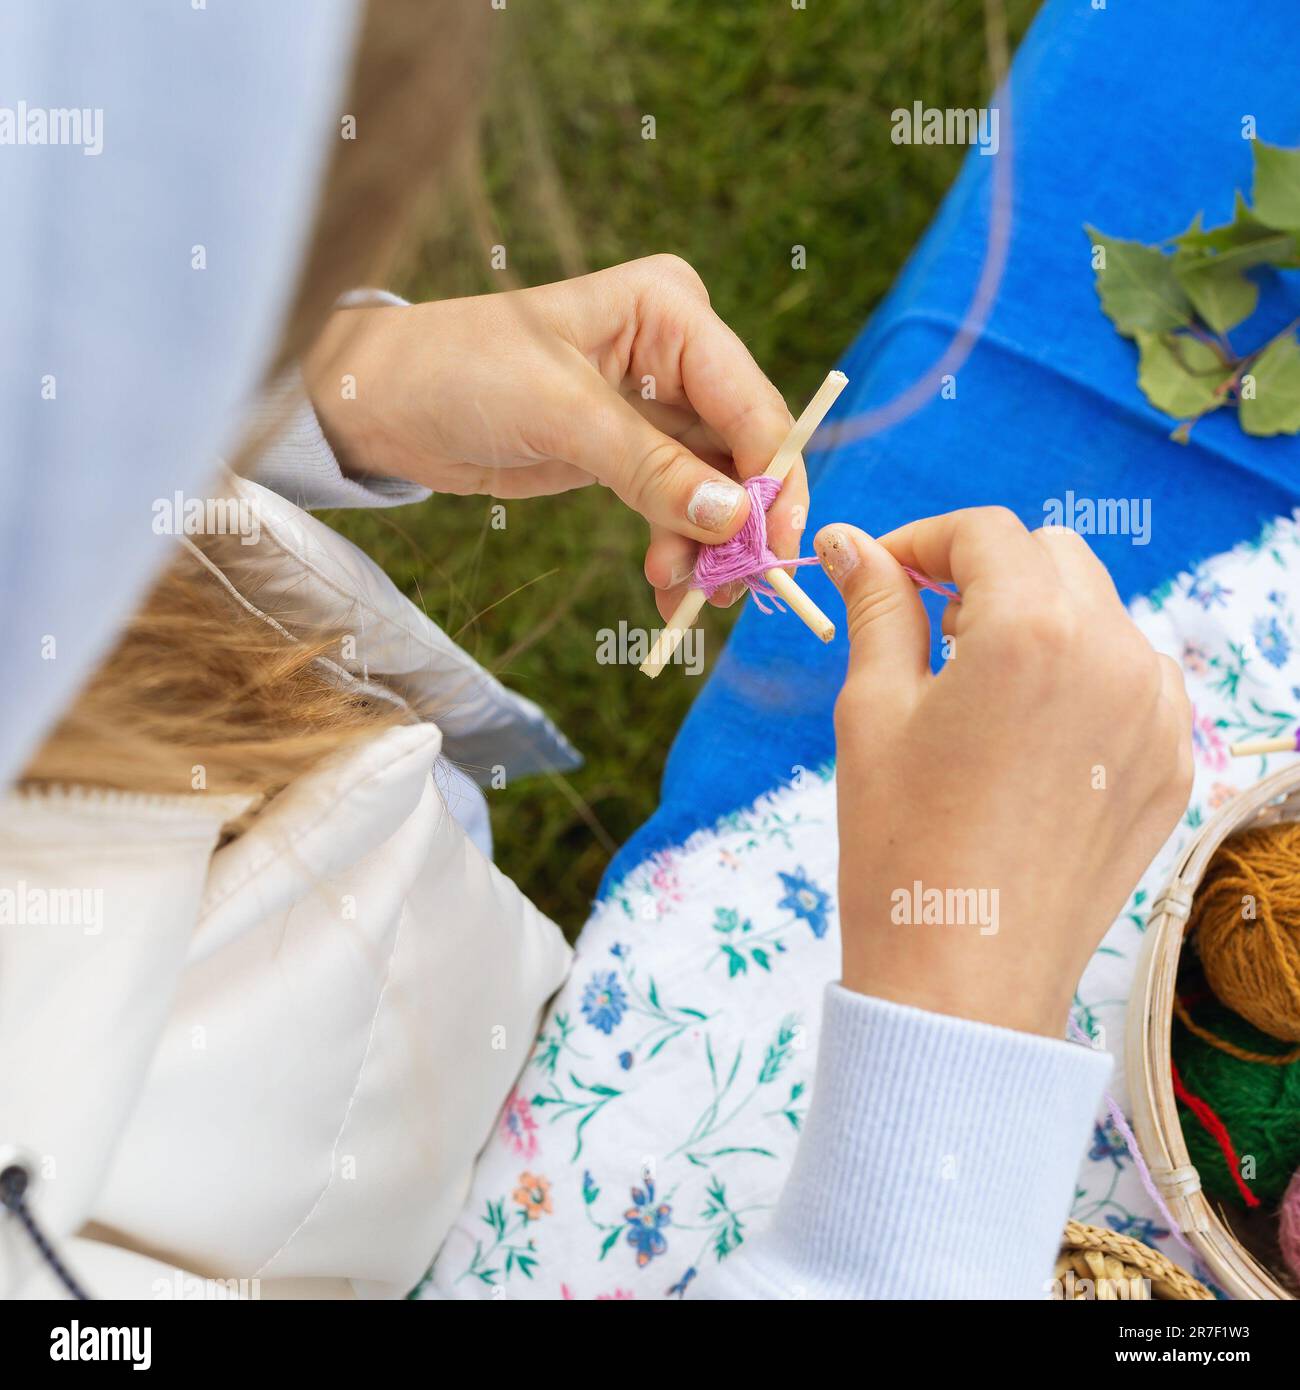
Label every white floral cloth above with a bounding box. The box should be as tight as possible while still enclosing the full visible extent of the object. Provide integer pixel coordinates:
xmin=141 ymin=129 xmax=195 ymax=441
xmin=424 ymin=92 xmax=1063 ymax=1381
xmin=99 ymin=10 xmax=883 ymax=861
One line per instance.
xmin=418 ymin=513 xmax=1300 ymax=1300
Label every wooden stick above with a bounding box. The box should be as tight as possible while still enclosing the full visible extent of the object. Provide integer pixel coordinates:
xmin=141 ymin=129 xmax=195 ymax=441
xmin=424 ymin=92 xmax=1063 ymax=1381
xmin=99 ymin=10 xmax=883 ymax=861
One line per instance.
xmin=1230 ymin=733 xmax=1298 ymax=757
xmin=639 ymin=370 xmax=849 ymax=678
xmin=766 ymin=567 xmax=835 ymax=642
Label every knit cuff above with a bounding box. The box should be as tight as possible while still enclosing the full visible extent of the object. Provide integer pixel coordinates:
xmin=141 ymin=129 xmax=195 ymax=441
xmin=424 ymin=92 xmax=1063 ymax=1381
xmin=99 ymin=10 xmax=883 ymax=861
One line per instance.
xmin=751 ymin=983 xmax=1111 ymax=1299
xmin=244 ymin=289 xmax=432 ymax=512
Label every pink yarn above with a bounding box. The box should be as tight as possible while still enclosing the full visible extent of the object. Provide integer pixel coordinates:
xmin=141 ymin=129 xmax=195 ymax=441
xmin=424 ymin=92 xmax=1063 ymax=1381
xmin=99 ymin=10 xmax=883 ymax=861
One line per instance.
xmin=693 ymin=475 xmax=819 ymax=611
xmin=1282 ymin=1167 xmax=1300 ymax=1285
xmin=692 ymin=474 xmax=957 ymax=610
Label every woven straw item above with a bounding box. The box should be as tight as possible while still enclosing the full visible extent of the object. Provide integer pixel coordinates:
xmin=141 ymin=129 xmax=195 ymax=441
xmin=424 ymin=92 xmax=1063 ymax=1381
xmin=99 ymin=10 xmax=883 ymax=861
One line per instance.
xmin=1054 ymin=1220 xmax=1213 ymax=1300
xmin=1127 ymin=762 xmax=1300 ymax=1299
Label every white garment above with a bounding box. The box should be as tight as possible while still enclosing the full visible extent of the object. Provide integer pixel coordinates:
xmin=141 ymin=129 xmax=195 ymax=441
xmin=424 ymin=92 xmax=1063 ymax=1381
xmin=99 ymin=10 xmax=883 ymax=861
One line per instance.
xmin=0 ymin=484 xmax=574 ymax=1300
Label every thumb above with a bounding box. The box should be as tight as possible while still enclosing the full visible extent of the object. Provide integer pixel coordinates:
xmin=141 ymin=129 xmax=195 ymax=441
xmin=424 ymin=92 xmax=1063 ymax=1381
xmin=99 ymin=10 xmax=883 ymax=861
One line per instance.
xmin=814 ymin=524 xmax=932 ymax=690
xmin=571 ymin=382 xmax=752 ymax=544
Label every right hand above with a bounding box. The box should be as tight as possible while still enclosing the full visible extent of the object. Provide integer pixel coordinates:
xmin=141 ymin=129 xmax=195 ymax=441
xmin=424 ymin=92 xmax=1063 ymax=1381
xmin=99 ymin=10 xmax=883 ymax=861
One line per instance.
xmin=814 ymin=508 xmax=1193 ymax=1038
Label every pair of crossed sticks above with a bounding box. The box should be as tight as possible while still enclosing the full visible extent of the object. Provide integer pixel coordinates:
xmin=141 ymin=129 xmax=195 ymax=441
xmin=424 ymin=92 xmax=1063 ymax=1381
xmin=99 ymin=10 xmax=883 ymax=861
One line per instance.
xmin=639 ymin=369 xmax=849 ymax=678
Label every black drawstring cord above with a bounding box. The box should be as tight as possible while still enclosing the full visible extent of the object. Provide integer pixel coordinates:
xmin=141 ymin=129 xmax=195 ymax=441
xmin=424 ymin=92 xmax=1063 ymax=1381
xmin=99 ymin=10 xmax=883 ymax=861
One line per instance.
xmin=0 ymin=1163 xmax=92 ymax=1301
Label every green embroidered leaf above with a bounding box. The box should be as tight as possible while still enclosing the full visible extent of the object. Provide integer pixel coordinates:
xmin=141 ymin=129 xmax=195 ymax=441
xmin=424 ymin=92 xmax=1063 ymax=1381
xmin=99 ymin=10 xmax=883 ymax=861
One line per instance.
xmin=1253 ymin=141 xmax=1300 ymax=232
xmin=1240 ymin=333 xmax=1300 ymax=436
xmin=723 ymin=944 xmax=746 ymax=977
xmin=583 ymin=1081 xmax=622 ymax=1098
xmin=712 ymin=907 xmax=740 ymax=935
xmin=1172 ymin=247 xmax=1257 ymax=335
xmin=1085 ymin=225 xmax=1192 ymax=335
xmin=598 ymin=1227 xmax=621 ymax=1260
xmin=750 ymin=946 xmax=771 ymax=971
xmin=1134 ymin=331 xmax=1233 ymax=423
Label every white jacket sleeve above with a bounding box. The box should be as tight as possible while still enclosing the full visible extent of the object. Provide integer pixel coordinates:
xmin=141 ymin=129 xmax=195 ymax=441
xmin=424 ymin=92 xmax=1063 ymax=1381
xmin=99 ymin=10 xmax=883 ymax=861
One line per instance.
xmin=692 ymin=984 xmax=1112 ymax=1300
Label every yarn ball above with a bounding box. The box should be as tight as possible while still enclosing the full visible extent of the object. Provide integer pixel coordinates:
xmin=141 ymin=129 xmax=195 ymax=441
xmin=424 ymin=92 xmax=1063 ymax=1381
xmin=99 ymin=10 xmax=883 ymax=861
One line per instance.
xmin=1190 ymin=822 xmax=1300 ymax=1043
xmin=1283 ymin=1168 xmax=1300 ymax=1285
xmin=1173 ymin=1003 xmax=1300 ymax=1205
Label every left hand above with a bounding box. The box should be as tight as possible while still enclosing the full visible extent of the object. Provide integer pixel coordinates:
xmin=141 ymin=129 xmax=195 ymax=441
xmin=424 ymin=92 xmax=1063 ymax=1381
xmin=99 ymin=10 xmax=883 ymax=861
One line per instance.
xmin=302 ymin=256 xmax=806 ymax=619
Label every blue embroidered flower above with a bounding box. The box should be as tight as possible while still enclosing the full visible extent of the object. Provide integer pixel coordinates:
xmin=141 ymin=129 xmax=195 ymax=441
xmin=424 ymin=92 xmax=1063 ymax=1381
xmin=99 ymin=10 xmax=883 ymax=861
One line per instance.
xmin=1186 ymin=572 xmax=1231 ymax=611
xmin=1088 ymin=1122 xmax=1127 ymax=1169
xmin=1253 ymin=615 xmax=1291 ymax=669
xmin=624 ymin=1177 xmax=671 ymax=1267
xmin=1106 ymin=1213 xmax=1169 ymax=1245
xmin=777 ymin=867 xmax=832 ymax=939
xmin=580 ymin=970 xmax=628 ymax=1034
xmin=618 ymin=1051 xmax=634 ymax=1071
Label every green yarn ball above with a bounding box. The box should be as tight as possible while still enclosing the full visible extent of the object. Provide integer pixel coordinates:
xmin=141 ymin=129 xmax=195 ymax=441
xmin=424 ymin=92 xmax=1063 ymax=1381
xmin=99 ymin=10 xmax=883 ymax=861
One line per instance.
xmin=1174 ymin=1004 xmax=1300 ymax=1206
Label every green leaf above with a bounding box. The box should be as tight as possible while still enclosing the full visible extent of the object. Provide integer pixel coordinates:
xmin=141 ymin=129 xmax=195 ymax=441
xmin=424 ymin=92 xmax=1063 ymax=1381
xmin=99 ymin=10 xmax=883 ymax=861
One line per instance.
xmin=1174 ymin=191 xmax=1298 ymax=268
xmin=1252 ymin=141 xmax=1300 ymax=232
xmin=724 ymin=945 xmax=746 ymax=978
xmin=1240 ymin=333 xmax=1300 ymax=437
xmin=1085 ymin=225 xmax=1192 ymax=336
xmin=1168 ymin=190 xmax=1300 ymax=333
xmin=598 ymin=1227 xmax=621 ymax=1260
xmin=1134 ymin=331 xmax=1234 ymax=422
xmin=750 ymin=947 xmax=771 ymax=971
xmin=1172 ymin=248 xmax=1257 ymax=334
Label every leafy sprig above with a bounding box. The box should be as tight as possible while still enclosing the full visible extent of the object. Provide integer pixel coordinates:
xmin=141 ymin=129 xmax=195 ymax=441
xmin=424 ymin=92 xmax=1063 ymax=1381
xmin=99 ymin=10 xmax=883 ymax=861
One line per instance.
xmin=1086 ymin=141 xmax=1300 ymax=441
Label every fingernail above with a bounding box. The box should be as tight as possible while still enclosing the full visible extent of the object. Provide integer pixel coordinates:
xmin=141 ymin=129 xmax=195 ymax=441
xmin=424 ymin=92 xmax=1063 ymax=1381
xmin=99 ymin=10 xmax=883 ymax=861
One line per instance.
xmin=815 ymin=526 xmax=859 ymax=585
xmin=687 ymin=479 xmax=746 ymax=533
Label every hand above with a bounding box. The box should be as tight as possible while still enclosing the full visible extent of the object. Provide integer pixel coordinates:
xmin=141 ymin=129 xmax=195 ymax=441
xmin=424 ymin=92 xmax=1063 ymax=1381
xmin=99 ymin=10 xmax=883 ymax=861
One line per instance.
xmin=813 ymin=509 xmax=1193 ymax=1037
xmin=302 ymin=256 xmax=806 ymax=619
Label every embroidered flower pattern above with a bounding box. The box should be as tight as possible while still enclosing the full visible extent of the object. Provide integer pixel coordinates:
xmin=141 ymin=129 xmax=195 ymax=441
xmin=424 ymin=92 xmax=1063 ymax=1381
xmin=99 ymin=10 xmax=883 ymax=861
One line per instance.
xmin=580 ymin=970 xmax=628 ymax=1035
xmin=776 ymin=867 xmax=832 ymax=939
xmin=513 ymin=1172 xmax=553 ymax=1222
xmin=623 ymin=1178 xmax=672 ymax=1267
xmin=500 ymin=1091 xmax=539 ymax=1159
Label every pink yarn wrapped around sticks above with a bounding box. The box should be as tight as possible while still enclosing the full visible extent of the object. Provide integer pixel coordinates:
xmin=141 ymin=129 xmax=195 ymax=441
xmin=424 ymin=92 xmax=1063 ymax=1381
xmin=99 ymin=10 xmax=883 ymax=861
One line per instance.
xmin=692 ymin=474 xmax=956 ymax=611
xmin=693 ymin=475 xmax=818 ymax=611
xmin=1282 ymin=1167 xmax=1300 ymax=1285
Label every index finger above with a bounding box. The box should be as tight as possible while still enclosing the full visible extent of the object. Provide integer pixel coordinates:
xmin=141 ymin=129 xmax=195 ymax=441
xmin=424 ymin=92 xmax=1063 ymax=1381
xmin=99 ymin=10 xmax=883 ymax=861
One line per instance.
xmin=875 ymin=507 xmax=1054 ymax=605
xmin=622 ymin=265 xmax=794 ymax=474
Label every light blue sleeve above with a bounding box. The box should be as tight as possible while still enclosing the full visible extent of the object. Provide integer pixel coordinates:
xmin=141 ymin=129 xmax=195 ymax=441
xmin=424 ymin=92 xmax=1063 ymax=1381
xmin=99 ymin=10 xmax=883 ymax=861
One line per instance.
xmin=245 ymin=291 xmax=433 ymax=511
xmin=694 ymin=983 xmax=1111 ymax=1300
xmin=245 ymin=367 xmax=432 ymax=512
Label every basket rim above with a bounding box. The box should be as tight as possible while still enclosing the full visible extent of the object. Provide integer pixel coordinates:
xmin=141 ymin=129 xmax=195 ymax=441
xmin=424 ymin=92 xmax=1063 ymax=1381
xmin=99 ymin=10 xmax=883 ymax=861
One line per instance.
xmin=1125 ymin=761 xmax=1300 ymax=1300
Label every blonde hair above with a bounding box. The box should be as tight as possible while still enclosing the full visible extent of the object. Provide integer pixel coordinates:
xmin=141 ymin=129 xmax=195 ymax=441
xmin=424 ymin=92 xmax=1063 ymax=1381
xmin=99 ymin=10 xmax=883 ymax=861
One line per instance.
xmin=21 ymin=0 xmax=492 ymax=821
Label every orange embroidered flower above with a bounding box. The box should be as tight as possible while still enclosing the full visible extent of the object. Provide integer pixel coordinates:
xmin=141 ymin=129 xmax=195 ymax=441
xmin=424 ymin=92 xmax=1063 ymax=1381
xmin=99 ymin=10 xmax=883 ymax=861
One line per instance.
xmin=513 ymin=1172 xmax=553 ymax=1221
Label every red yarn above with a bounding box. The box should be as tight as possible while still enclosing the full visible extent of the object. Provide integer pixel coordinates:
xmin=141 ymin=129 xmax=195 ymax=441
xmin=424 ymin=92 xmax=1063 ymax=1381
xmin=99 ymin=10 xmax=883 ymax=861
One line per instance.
xmin=1171 ymin=1061 xmax=1261 ymax=1208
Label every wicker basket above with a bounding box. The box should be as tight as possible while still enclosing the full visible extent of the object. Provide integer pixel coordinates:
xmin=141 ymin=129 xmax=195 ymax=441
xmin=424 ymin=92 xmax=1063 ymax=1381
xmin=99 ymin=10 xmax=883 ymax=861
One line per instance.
xmin=1126 ymin=761 xmax=1300 ymax=1300
xmin=1054 ymin=1221 xmax=1214 ymax=1300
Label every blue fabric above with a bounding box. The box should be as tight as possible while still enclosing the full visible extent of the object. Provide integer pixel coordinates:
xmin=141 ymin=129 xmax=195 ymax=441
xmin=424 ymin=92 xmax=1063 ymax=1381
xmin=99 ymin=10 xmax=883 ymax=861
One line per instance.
xmin=602 ymin=0 xmax=1300 ymax=892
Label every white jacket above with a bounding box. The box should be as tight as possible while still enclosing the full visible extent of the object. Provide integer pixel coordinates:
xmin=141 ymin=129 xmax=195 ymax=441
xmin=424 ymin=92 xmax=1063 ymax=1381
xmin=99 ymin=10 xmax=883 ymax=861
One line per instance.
xmin=0 ymin=477 xmax=578 ymax=1299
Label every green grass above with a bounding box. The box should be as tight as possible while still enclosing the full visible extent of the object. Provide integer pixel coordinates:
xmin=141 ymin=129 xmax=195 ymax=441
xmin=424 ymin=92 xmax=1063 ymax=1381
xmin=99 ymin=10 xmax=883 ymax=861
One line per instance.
xmin=329 ymin=0 xmax=1040 ymax=932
